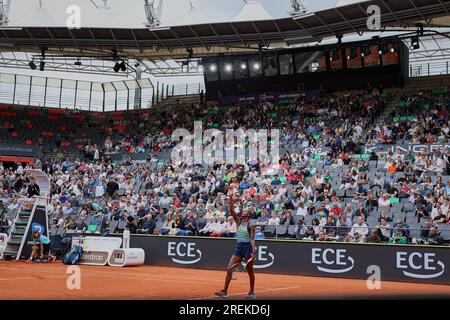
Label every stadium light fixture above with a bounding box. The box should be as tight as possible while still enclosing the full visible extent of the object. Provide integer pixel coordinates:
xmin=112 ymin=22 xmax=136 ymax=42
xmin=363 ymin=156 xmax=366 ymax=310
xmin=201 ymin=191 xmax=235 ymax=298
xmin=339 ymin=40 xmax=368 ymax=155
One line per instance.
xmin=187 ymin=48 xmax=194 ymax=60
xmin=292 ymin=12 xmax=315 ymax=20
xmin=113 ymin=61 xmax=121 ymax=72
xmin=330 ymin=49 xmax=340 ymax=62
xmin=225 ymin=64 xmax=232 ymax=72
xmin=253 ymin=62 xmax=260 ymax=70
xmin=411 ymin=37 xmax=420 ymax=50
xmin=347 ymin=47 xmax=357 ymax=60
xmin=378 ymin=42 xmax=389 ymax=55
xmin=119 ymin=60 xmax=127 ymax=72
xmin=209 ymin=64 xmax=217 ymax=72
xmin=361 ymin=46 xmax=371 ymax=58
xmin=240 ymin=63 xmax=247 ymax=70
xmin=29 ymin=60 xmax=37 ymax=70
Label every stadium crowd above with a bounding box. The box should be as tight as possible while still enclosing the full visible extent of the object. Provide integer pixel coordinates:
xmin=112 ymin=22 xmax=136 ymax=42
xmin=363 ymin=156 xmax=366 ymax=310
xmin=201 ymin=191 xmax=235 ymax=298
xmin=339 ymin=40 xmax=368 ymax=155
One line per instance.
xmin=0 ymin=86 xmax=450 ymax=246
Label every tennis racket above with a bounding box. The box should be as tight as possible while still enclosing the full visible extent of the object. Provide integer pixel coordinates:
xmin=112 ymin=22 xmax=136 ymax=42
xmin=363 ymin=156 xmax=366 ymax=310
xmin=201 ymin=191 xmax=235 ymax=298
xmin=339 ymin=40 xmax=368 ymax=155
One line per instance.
xmin=228 ymin=256 xmax=255 ymax=280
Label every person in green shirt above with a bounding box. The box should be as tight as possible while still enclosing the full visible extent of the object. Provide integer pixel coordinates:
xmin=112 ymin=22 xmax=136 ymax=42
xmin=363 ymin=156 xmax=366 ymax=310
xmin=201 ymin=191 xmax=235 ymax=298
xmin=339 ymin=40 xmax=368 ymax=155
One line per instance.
xmin=388 ymin=230 xmax=408 ymax=244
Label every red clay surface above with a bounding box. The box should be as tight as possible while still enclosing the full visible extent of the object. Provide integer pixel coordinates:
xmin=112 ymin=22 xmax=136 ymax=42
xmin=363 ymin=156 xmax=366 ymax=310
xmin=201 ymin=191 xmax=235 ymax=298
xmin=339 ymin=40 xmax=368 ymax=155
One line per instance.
xmin=0 ymin=261 xmax=449 ymax=299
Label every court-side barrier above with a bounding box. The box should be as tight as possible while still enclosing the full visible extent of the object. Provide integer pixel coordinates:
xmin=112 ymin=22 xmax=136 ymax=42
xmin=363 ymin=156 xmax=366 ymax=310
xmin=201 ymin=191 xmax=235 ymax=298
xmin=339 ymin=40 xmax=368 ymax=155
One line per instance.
xmin=72 ymin=236 xmax=145 ymax=267
xmin=129 ymin=235 xmax=450 ymax=285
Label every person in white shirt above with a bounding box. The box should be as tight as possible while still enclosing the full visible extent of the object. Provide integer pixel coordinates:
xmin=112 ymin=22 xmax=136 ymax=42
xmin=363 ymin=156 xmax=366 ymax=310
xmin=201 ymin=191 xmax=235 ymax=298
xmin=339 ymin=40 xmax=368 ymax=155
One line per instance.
xmin=211 ymin=216 xmax=227 ymax=237
xmin=223 ymin=216 xmax=237 ymax=237
xmin=199 ymin=216 xmax=217 ymax=237
xmin=350 ymin=216 xmax=369 ymax=242
xmin=95 ymin=182 xmax=104 ymax=198
xmin=296 ymin=202 xmax=307 ymax=217
xmin=268 ymin=211 xmax=280 ymax=225
xmin=15 ymin=163 xmax=24 ymax=175
xmin=378 ymin=193 xmax=390 ymax=210
xmin=436 ymin=157 xmax=444 ymax=173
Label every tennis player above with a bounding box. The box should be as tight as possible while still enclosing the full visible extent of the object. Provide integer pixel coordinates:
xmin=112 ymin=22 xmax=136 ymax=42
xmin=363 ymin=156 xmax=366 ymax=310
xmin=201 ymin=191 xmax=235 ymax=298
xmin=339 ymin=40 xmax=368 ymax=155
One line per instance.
xmin=215 ymin=188 xmax=256 ymax=299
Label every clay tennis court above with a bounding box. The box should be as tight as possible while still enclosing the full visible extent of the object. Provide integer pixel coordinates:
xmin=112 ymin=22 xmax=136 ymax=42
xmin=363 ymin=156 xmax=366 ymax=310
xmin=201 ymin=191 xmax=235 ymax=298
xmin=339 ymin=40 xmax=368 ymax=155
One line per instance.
xmin=0 ymin=261 xmax=449 ymax=299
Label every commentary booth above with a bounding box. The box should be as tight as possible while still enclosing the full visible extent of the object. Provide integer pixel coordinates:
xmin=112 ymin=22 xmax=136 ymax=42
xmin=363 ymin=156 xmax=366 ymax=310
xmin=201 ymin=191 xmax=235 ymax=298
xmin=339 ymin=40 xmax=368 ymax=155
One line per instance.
xmin=125 ymin=234 xmax=450 ymax=285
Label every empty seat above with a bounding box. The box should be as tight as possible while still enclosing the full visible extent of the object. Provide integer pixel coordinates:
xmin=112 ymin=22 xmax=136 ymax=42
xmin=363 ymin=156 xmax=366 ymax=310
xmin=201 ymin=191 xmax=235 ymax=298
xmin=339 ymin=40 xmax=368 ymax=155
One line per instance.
xmin=263 ymin=225 xmax=276 ymax=235
xmin=287 ymin=225 xmax=296 ymax=237
xmin=276 ymin=225 xmax=287 ymax=237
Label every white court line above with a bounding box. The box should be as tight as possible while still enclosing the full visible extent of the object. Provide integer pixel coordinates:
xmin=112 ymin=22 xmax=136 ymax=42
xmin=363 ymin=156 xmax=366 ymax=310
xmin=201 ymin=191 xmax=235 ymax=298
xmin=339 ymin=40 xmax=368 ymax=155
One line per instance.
xmin=192 ymin=285 xmax=301 ymax=300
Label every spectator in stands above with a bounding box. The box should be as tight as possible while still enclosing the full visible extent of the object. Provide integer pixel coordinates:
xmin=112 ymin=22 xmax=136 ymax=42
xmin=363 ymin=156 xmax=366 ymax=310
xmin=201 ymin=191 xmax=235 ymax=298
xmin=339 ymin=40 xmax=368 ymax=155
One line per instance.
xmin=106 ymin=178 xmax=119 ymax=198
xmin=137 ymin=215 xmax=156 ymax=234
xmin=365 ymin=228 xmax=383 ymax=243
xmin=353 ymin=203 xmax=368 ymax=220
xmin=280 ymin=210 xmax=294 ymax=225
xmin=378 ymin=217 xmax=392 ymax=241
xmin=296 ymin=202 xmax=307 ymax=218
xmin=389 ymin=229 xmax=408 ymax=244
xmin=75 ymin=217 xmax=87 ymax=231
xmin=294 ymin=219 xmax=307 ymax=240
xmin=199 ymin=216 xmax=217 ymax=237
xmin=424 ymin=225 xmax=443 ymax=245
xmin=418 ymin=219 xmax=432 ymax=243
xmin=378 ymin=193 xmax=390 ymax=210
xmin=126 ymin=216 xmax=139 ymax=234
xmin=223 ymin=216 xmax=237 ymax=237
xmin=323 ymin=215 xmax=336 ymax=239
xmin=336 ymin=215 xmax=351 ymax=242
xmin=161 ymin=214 xmax=176 ymax=235
xmin=255 ymin=225 xmax=265 ymax=239
xmin=350 ymin=216 xmax=369 ymax=242
xmin=268 ymin=211 xmax=280 ymax=225
xmin=392 ymin=220 xmax=410 ymax=238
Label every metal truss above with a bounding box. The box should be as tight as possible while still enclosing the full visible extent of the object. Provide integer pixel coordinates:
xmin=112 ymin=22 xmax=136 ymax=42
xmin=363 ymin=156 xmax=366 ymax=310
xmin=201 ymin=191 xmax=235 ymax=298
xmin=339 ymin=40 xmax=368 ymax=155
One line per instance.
xmin=0 ymin=50 xmax=203 ymax=77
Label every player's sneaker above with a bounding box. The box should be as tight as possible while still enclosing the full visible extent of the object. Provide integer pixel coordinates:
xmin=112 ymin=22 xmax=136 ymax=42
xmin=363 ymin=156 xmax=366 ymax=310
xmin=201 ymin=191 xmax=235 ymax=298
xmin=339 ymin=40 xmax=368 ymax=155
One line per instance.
xmin=214 ymin=290 xmax=228 ymax=298
xmin=246 ymin=291 xmax=256 ymax=299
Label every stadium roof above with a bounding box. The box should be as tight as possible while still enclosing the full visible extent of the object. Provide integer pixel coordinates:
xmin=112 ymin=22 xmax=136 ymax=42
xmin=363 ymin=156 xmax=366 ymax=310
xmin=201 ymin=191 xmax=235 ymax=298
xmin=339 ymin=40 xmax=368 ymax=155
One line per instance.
xmin=233 ymin=0 xmax=273 ymax=22
xmin=0 ymin=0 xmax=449 ymax=60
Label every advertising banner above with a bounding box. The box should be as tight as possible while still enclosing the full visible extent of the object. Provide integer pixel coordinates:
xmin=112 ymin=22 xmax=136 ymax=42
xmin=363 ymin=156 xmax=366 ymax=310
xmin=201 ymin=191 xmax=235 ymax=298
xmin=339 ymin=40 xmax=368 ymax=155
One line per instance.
xmin=219 ymin=90 xmax=321 ymax=105
xmin=363 ymin=144 xmax=450 ymax=156
xmin=0 ymin=145 xmax=36 ymax=157
xmin=130 ymin=235 xmax=450 ymax=285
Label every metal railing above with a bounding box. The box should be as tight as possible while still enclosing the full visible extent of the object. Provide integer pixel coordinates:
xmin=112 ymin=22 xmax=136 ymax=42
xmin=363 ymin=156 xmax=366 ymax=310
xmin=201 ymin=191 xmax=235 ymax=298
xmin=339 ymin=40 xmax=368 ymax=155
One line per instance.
xmin=148 ymin=82 xmax=205 ymax=106
xmin=409 ymin=60 xmax=450 ymax=78
xmin=0 ymin=72 xmax=155 ymax=111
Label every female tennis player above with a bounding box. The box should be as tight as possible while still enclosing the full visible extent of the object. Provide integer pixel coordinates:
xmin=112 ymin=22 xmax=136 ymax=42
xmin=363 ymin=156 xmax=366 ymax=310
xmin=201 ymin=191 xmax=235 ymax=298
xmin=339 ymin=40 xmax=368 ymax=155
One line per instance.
xmin=215 ymin=188 xmax=256 ymax=299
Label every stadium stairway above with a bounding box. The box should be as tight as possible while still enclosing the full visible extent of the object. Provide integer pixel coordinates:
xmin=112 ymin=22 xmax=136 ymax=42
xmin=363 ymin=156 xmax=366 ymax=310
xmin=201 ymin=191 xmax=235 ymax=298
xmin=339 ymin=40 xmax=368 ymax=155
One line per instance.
xmin=0 ymin=208 xmax=32 ymax=260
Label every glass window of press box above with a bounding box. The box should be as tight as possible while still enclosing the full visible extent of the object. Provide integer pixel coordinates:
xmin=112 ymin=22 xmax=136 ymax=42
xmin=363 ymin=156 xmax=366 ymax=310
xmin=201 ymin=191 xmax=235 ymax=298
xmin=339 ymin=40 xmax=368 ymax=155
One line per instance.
xmin=262 ymin=55 xmax=278 ymax=77
xmin=295 ymin=51 xmax=324 ymax=73
xmin=220 ymin=61 xmax=234 ymax=80
xmin=205 ymin=62 xmax=219 ymax=81
xmin=249 ymin=57 xmax=263 ymax=78
xmin=279 ymin=54 xmax=294 ymax=75
xmin=233 ymin=58 xmax=249 ymax=79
